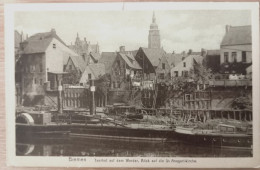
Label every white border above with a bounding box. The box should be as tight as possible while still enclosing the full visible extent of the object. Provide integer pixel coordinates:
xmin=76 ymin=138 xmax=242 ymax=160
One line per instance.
xmin=5 ymin=2 xmax=260 ymax=168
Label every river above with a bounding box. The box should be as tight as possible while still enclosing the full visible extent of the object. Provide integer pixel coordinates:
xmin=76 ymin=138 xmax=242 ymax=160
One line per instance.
xmin=16 ymin=137 xmax=252 ymax=157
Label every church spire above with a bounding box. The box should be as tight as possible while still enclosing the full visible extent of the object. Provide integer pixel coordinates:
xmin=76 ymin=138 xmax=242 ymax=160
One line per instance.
xmin=152 ymin=11 xmax=156 ymax=23
xmin=148 ymin=11 xmax=160 ymax=49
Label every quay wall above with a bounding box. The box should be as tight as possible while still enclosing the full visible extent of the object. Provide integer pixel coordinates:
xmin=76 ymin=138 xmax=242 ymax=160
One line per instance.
xmin=209 ymin=87 xmax=252 ymax=110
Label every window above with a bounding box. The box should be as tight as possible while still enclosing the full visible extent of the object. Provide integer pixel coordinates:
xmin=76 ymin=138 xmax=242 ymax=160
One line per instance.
xmin=162 ymin=63 xmax=165 ymax=70
xmin=182 ymin=71 xmax=188 ymax=77
xmin=88 ymin=73 xmax=92 ymax=80
xmin=224 ymin=52 xmax=229 ymax=63
xmin=39 ymin=79 xmax=43 ymax=85
xmin=39 ymin=64 xmax=43 ymax=72
xmin=242 ymin=51 xmax=247 ymax=62
xmin=174 ymin=71 xmax=178 ymax=77
xmin=30 ymin=65 xmax=35 ymax=72
xmin=113 ymin=82 xmax=116 ymax=88
xmin=159 ymin=73 xmax=164 ymax=79
xmin=53 ymin=43 xmax=56 ymax=49
xmin=183 ymin=62 xmax=186 ymax=67
xmin=232 ymin=52 xmax=237 ymax=62
xmin=34 ymin=78 xmax=37 ymax=84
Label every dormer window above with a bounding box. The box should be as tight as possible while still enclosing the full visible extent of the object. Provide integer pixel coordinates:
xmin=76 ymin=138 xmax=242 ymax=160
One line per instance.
xmin=53 ymin=43 xmax=56 ymax=49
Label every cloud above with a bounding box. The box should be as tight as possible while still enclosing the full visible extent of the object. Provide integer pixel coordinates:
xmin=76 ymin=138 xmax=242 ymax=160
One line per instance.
xmin=15 ymin=10 xmax=251 ymax=53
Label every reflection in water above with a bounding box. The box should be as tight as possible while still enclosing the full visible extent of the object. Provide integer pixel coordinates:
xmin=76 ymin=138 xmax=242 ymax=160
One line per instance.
xmin=16 ymin=137 xmax=252 ymax=157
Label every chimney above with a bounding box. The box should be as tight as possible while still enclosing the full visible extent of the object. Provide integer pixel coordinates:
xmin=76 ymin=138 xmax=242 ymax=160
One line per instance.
xmin=225 ymin=25 xmax=231 ymax=33
xmin=21 ymin=31 xmax=23 ymax=42
xmin=119 ymin=46 xmax=125 ymax=53
xmin=51 ymin=28 xmax=56 ymax=35
xmin=188 ymin=49 xmax=192 ymax=55
xmin=84 ymin=37 xmax=86 ymax=42
xmin=201 ymin=48 xmax=207 ymax=57
xmin=182 ymin=51 xmax=186 ymax=60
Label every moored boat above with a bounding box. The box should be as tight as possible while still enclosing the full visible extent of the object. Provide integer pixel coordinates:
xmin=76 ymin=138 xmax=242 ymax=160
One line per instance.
xmin=175 ymin=123 xmax=252 ymax=149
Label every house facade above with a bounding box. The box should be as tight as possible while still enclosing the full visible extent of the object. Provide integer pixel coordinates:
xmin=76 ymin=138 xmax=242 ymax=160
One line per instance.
xmin=156 ymin=55 xmax=171 ymax=82
xmin=171 ymin=55 xmax=203 ymax=78
xmin=135 ymin=47 xmax=166 ymax=81
xmin=18 ymin=29 xmax=79 ymax=105
xmin=79 ymin=63 xmax=105 ymax=85
xmin=220 ymin=25 xmax=252 ymax=74
xmin=110 ymin=47 xmax=142 ymax=90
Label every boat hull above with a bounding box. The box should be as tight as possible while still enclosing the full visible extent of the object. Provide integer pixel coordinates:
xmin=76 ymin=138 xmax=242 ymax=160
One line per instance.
xmin=175 ymin=130 xmax=252 ymax=149
xmin=16 ymin=123 xmax=176 ymax=142
xmin=70 ymin=125 xmax=175 ymax=142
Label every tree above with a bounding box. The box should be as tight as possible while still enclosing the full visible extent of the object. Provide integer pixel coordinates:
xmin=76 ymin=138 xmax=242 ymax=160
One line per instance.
xmin=63 ymin=69 xmax=81 ymax=85
xmin=95 ymin=73 xmax=111 ymax=106
xmin=169 ymin=62 xmax=212 ymax=99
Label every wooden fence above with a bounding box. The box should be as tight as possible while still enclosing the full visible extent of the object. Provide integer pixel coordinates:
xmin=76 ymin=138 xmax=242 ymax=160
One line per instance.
xmin=63 ymin=85 xmax=88 ymax=108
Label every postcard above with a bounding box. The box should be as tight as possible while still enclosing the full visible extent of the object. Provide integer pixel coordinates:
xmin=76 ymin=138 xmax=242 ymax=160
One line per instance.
xmin=5 ymin=2 xmax=260 ymax=168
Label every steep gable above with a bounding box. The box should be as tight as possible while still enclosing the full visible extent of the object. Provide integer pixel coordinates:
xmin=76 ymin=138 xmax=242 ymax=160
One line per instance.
xmin=80 ymin=63 xmax=105 ymax=83
xmin=221 ymin=25 xmax=251 ymax=46
xmin=141 ymin=47 xmax=166 ymax=67
xmin=166 ymin=53 xmax=186 ymax=67
xmin=118 ymin=53 xmax=141 ymax=70
xmin=99 ymin=52 xmax=117 ymax=73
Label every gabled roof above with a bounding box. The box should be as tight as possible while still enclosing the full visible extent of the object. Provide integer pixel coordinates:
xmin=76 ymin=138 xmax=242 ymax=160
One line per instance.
xmin=90 ymin=52 xmax=101 ymax=62
xmin=140 ymin=47 xmax=166 ymax=67
xmin=21 ymin=38 xmax=53 ymax=54
xmin=221 ymin=25 xmax=251 ymax=46
xmin=173 ymin=54 xmax=203 ymax=70
xmin=118 ymin=53 xmax=141 ymax=70
xmin=20 ymin=29 xmax=68 ymax=54
xmin=190 ymin=55 xmax=204 ymax=64
xmin=27 ymin=29 xmax=67 ymax=47
xmin=165 ymin=53 xmax=186 ymax=67
xmin=68 ymin=55 xmax=87 ymax=73
xmin=80 ymin=63 xmax=105 ymax=83
xmin=89 ymin=63 xmax=105 ymax=79
xmin=99 ymin=52 xmax=117 ymax=73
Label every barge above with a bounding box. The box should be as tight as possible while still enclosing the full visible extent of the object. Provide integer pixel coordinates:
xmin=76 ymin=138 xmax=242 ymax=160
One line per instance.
xmin=175 ymin=123 xmax=252 ymax=149
xmin=16 ymin=108 xmax=175 ymax=142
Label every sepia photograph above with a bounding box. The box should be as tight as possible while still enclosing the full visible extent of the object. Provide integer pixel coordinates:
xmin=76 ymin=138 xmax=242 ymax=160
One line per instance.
xmin=4 ymin=2 xmax=260 ymax=168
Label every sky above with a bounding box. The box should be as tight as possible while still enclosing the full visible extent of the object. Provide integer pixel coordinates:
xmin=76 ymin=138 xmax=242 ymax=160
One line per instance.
xmin=15 ymin=10 xmax=251 ymax=53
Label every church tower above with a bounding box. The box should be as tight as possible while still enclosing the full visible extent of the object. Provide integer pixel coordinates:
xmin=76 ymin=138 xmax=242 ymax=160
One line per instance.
xmin=148 ymin=11 xmax=161 ymax=49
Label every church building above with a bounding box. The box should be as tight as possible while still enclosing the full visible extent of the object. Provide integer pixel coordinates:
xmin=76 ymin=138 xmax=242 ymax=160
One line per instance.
xmin=148 ymin=12 xmax=161 ymax=49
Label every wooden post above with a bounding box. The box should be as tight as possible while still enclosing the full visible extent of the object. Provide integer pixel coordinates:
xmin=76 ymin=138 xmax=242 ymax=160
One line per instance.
xmin=239 ymin=111 xmax=242 ymax=121
xmin=90 ymin=79 xmax=96 ymax=115
xmin=57 ymin=74 xmax=63 ymax=114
